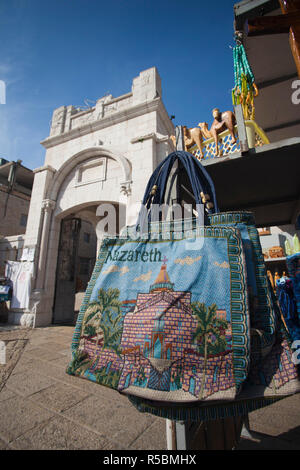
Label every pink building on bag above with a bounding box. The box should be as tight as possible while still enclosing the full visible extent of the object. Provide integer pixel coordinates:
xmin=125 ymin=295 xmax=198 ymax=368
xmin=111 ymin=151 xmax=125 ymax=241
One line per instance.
xmin=118 ymin=261 xmax=235 ymax=399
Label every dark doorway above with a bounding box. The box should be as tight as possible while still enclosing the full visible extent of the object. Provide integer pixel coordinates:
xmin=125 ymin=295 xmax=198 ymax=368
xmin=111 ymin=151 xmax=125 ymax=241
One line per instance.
xmin=52 ymin=218 xmax=81 ymax=324
xmin=52 ymin=217 xmax=97 ymax=324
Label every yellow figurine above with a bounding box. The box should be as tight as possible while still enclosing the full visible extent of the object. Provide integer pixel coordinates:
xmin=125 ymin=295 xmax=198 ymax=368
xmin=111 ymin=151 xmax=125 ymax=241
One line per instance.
xmin=267 ymin=270 xmax=274 ymax=290
xmin=274 ymin=272 xmax=280 ymax=284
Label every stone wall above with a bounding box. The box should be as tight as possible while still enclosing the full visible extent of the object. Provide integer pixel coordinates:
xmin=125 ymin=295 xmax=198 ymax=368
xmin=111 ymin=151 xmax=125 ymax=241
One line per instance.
xmin=0 ymin=235 xmax=25 ymax=276
xmin=0 ymin=189 xmax=30 ymax=237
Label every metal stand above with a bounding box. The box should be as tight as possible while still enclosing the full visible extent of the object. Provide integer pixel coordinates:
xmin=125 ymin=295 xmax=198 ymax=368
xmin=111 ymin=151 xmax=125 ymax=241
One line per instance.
xmin=166 ymin=416 xmax=247 ymax=450
xmin=166 ymin=419 xmax=207 ymax=450
xmin=240 ymin=414 xmax=261 ymax=441
xmin=164 ymin=128 xmax=248 ymax=450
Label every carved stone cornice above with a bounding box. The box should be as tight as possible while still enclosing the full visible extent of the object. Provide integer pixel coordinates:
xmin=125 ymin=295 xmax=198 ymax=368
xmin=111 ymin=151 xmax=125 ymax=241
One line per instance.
xmin=40 ymin=98 xmax=173 ymax=149
xmin=33 ymin=165 xmax=56 ymax=174
xmin=130 ymin=132 xmax=170 ymax=144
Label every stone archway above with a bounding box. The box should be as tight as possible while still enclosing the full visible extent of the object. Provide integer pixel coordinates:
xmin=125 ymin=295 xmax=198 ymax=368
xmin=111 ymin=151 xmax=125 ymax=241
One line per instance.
xmin=29 ymin=147 xmax=131 ymax=327
xmin=51 ymin=201 xmax=124 ymax=324
xmin=47 ymin=147 xmax=132 ymax=203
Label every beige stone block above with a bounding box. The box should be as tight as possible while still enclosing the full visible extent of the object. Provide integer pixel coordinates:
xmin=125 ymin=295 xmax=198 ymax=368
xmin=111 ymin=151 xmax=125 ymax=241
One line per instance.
xmin=63 ymin=394 xmax=156 ymax=447
xmin=6 ymin=369 xmax=58 ymax=397
xmin=24 ymin=347 xmax=65 ymax=362
xmin=249 ymin=395 xmax=300 ymax=437
xmin=0 ymin=395 xmax=55 ymax=443
xmin=129 ymin=418 xmax=167 ymax=450
xmin=27 ymin=340 xmax=69 ymax=353
xmin=10 ymin=415 xmax=113 ymax=450
xmin=0 ymin=386 xmax=16 ymax=402
xmin=28 ymin=382 xmax=91 ymax=413
xmin=49 ymin=354 xmax=71 ymax=369
xmin=0 ymin=436 xmax=10 ymax=449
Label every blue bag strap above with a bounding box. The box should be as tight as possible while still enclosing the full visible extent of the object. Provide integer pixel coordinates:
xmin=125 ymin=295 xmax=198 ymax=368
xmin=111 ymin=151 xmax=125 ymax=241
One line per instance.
xmin=138 ymin=151 xmax=219 ymax=227
xmin=137 ymin=151 xmax=219 ymax=227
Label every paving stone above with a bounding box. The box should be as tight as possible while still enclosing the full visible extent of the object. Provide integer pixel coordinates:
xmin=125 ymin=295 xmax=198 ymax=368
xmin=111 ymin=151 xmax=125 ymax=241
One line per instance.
xmin=24 ymin=358 xmax=128 ymax=402
xmin=249 ymin=399 xmax=300 ymax=437
xmin=47 ymin=327 xmax=74 ymax=339
xmin=29 ymin=382 xmax=91 ymax=412
xmin=0 ymin=330 xmax=32 ymax=394
xmin=62 ymin=394 xmax=156 ymax=447
xmin=26 ymin=336 xmax=49 ymax=344
xmin=43 ymin=352 xmax=70 ymax=367
xmin=0 ymin=385 xmax=17 ymax=402
xmin=10 ymin=415 xmax=113 ymax=450
xmin=4 ymin=325 xmax=300 ymax=450
xmin=61 ymin=373 xmax=129 ymax=403
xmin=10 ymin=355 xmax=42 ymax=376
xmin=6 ymin=369 xmax=58 ymax=397
xmin=237 ymin=434 xmax=300 ymax=450
xmin=129 ymin=418 xmax=167 ymax=450
xmin=26 ymin=341 xmax=69 ymax=353
xmin=277 ymin=428 xmax=300 ymax=447
xmin=35 ymin=360 xmax=123 ymax=397
xmin=0 ymin=436 xmax=10 ymax=450
xmin=59 ymin=348 xmax=73 ymax=357
xmin=24 ymin=347 xmax=66 ymax=362
xmin=0 ymin=395 xmax=54 ymax=443
xmin=0 ymin=329 xmax=31 ymax=341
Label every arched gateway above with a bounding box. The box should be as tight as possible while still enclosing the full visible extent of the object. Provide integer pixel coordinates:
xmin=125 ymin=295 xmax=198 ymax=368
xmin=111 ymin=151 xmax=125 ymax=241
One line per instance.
xmin=10 ymin=67 xmax=174 ymax=327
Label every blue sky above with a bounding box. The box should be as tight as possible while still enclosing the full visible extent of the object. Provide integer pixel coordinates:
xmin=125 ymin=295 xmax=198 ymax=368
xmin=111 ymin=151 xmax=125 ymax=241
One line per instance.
xmin=0 ymin=0 xmax=238 ymax=170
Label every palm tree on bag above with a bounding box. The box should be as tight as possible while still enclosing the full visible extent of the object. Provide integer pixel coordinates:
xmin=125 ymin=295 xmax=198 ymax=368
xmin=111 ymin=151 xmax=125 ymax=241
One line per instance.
xmin=81 ymin=288 xmax=123 ymax=355
xmin=191 ymin=302 xmax=229 ymax=399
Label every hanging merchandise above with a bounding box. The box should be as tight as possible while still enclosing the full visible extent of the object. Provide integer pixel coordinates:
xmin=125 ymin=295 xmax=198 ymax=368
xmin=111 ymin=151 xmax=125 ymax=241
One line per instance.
xmin=286 ymin=252 xmax=300 ymax=324
xmin=284 ymin=234 xmax=300 ymax=322
xmin=276 ymin=276 xmax=300 ymax=343
xmin=67 ymin=151 xmax=300 ymax=422
xmin=5 ymin=261 xmax=34 ymax=309
xmin=0 ymin=278 xmax=12 ymax=302
xmin=232 ymin=40 xmax=258 ymax=120
xmin=285 ymin=235 xmax=300 ymax=257
xmin=294 ymin=235 xmax=300 ymax=254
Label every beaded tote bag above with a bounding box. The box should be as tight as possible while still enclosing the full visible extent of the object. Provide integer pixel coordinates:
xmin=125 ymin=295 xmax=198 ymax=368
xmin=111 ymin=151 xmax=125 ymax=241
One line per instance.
xmin=67 ymin=152 xmax=300 ymax=417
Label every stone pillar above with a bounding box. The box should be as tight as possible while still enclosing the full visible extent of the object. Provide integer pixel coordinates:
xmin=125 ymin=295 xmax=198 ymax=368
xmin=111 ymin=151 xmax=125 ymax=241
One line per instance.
xmin=24 ymin=165 xmax=56 ymax=248
xmin=35 ymin=199 xmax=56 ymax=290
xmin=50 ymin=106 xmax=66 ymax=136
xmin=132 ymin=67 xmax=162 ymax=104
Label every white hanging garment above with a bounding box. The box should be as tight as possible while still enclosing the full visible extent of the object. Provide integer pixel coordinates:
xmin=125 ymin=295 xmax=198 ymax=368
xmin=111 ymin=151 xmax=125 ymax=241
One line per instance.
xmin=5 ymin=261 xmax=34 ymax=309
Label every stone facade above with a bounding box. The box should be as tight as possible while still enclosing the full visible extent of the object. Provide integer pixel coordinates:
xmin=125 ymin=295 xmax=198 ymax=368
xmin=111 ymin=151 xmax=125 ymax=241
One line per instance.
xmin=10 ymin=67 xmax=174 ymax=327
xmin=0 ymin=189 xmax=30 ymax=237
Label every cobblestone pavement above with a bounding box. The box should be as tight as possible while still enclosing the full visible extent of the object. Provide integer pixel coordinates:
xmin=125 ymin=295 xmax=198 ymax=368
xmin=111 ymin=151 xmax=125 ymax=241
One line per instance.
xmin=0 ymin=325 xmax=300 ymax=450
xmin=0 ymin=325 xmax=166 ymax=450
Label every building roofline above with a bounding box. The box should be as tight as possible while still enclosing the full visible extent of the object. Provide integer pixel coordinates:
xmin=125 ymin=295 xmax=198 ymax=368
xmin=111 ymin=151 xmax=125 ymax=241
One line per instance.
xmin=0 ymin=160 xmax=33 ymax=174
xmin=234 ymin=0 xmax=279 ymax=30
xmin=41 ymin=97 xmax=174 ymax=149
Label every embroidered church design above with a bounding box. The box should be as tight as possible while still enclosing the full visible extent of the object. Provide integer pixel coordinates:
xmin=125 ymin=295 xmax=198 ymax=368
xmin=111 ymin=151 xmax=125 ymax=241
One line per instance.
xmin=118 ymin=260 xmax=235 ymax=401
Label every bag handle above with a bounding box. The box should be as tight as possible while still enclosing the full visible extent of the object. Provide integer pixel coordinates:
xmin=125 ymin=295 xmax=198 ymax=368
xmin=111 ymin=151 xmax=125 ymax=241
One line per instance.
xmin=137 ymin=151 xmax=219 ymax=227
